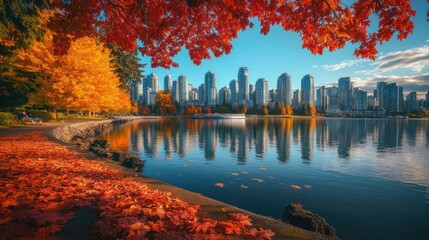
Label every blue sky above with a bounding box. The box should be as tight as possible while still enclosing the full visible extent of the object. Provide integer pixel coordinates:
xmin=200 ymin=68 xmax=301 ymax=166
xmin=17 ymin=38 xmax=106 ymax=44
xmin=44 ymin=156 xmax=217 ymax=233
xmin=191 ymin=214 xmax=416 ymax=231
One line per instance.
xmin=139 ymin=1 xmax=429 ymax=98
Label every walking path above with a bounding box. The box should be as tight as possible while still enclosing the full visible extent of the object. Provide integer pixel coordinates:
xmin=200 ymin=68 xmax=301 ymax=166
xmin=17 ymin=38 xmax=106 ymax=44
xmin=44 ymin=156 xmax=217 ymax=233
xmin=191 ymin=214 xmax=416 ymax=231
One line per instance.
xmin=0 ymin=119 xmax=333 ymax=240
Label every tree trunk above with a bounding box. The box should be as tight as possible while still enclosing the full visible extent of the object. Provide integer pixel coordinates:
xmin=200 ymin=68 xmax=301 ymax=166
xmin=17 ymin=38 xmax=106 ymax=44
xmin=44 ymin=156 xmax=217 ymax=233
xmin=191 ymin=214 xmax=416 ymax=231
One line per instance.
xmin=53 ymin=107 xmax=58 ymax=121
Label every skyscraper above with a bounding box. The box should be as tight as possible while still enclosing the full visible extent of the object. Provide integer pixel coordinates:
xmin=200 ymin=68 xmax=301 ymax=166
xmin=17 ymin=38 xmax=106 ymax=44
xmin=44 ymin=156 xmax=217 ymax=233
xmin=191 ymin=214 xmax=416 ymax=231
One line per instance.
xmin=316 ymin=86 xmax=328 ymax=111
xmin=164 ymin=75 xmax=172 ymax=92
xmin=198 ymin=84 xmax=205 ymax=106
xmin=130 ymin=82 xmax=143 ymax=103
xmin=219 ymin=86 xmax=231 ymax=105
xmin=255 ymin=78 xmax=269 ymax=107
xmin=377 ymin=81 xmax=387 ymax=108
xmin=229 ymin=79 xmax=239 ymax=106
xmin=178 ymin=75 xmax=188 ymax=104
xmin=145 ymin=73 xmax=159 ymax=93
xmin=426 ymin=91 xmax=429 ymax=109
xmin=384 ymin=83 xmax=400 ymax=111
xmin=172 ymin=80 xmax=179 ymax=102
xmin=301 ymin=74 xmax=314 ymax=106
xmin=292 ymin=89 xmax=301 ymax=107
xmin=352 ymin=88 xmax=367 ymax=110
xmin=338 ymin=77 xmax=352 ymax=110
xmin=406 ymin=92 xmax=418 ymax=111
xmin=204 ymin=71 xmax=217 ymax=107
xmin=238 ymin=67 xmax=250 ymax=105
xmin=277 ymin=73 xmax=292 ymax=105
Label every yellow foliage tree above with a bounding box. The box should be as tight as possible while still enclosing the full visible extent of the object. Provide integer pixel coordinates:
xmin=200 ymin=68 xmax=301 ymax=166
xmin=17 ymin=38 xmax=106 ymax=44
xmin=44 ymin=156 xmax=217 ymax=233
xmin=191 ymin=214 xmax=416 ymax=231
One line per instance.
xmin=15 ymin=32 xmax=131 ymax=119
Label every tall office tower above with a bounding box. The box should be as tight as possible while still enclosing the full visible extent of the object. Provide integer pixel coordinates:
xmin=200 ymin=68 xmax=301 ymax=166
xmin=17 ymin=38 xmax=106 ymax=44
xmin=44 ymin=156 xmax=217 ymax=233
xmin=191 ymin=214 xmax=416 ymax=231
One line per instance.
xmin=146 ymin=73 xmax=159 ymax=92
xmin=426 ymin=91 xmax=429 ymax=108
xmin=219 ymin=86 xmax=231 ymax=105
xmin=204 ymin=71 xmax=217 ymax=107
xmin=277 ymin=73 xmax=292 ymax=105
xmin=164 ymin=75 xmax=172 ymax=92
xmin=229 ymin=79 xmax=239 ymax=106
xmin=198 ymin=84 xmax=205 ymax=106
xmin=269 ymin=89 xmax=277 ymax=104
xmin=301 ymin=74 xmax=314 ymax=106
xmin=292 ymin=89 xmax=301 ymax=107
xmin=367 ymin=95 xmax=376 ymax=109
xmin=130 ymin=82 xmax=143 ymax=102
xmin=352 ymin=88 xmax=367 ymax=110
xmin=377 ymin=81 xmax=387 ymax=108
xmin=338 ymin=77 xmax=353 ymax=110
xmin=399 ymin=87 xmax=404 ymax=111
xmin=384 ymin=83 xmax=400 ymax=111
xmin=188 ymin=89 xmax=198 ymax=104
xmin=316 ymin=86 xmax=328 ymax=110
xmin=188 ymin=83 xmax=193 ymax=92
xmin=326 ymin=86 xmax=339 ymax=109
xmin=249 ymin=84 xmax=255 ymax=104
xmin=238 ymin=67 xmax=250 ymax=105
xmin=406 ymin=92 xmax=418 ymax=111
xmin=178 ymin=75 xmax=188 ymax=105
xmin=172 ymin=80 xmax=179 ymax=102
xmin=255 ymin=78 xmax=269 ymax=107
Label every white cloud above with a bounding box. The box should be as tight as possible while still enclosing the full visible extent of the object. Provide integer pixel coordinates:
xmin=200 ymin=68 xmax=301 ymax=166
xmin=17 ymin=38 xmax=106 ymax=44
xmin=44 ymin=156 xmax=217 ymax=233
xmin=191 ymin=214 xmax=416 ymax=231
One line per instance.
xmin=318 ymin=45 xmax=429 ymax=74
xmin=320 ymin=59 xmax=369 ymax=71
xmin=375 ymin=46 xmax=429 ymax=73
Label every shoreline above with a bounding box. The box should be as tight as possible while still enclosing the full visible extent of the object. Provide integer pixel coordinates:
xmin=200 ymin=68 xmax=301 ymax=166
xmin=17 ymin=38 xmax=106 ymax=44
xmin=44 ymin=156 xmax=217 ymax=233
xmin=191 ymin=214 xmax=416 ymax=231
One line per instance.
xmin=0 ymin=118 xmax=336 ymax=239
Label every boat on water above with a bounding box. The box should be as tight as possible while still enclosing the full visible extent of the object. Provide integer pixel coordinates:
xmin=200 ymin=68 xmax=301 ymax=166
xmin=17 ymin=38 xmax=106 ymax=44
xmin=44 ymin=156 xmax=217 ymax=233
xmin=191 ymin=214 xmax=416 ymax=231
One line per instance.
xmin=192 ymin=113 xmax=246 ymax=119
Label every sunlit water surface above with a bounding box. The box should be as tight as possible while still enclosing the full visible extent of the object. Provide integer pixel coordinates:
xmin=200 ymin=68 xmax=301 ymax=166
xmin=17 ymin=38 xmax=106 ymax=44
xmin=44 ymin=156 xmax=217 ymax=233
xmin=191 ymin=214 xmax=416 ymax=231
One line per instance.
xmin=103 ymin=118 xmax=429 ymax=239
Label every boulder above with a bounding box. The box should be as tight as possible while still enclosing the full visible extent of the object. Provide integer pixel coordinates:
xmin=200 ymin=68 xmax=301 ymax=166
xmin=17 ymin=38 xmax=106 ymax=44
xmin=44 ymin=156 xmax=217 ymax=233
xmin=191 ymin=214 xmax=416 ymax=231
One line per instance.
xmin=111 ymin=151 xmax=144 ymax=171
xmin=282 ymin=203 xmax=336 ymax=237
xmin=90 ymin=139 xmax=110 ymax=148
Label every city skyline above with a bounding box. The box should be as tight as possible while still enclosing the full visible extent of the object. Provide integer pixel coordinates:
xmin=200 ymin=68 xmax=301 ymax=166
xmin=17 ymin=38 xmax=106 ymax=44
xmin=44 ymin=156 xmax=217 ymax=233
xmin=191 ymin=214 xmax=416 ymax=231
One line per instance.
xmin=138 ymin=0 xmax=428 ymax=98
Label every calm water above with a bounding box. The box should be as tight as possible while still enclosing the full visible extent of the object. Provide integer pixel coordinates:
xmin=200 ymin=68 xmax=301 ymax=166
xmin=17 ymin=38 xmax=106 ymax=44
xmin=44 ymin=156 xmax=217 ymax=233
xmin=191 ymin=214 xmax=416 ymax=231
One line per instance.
xmin=104 ymin=118 xmax=429 ymax=240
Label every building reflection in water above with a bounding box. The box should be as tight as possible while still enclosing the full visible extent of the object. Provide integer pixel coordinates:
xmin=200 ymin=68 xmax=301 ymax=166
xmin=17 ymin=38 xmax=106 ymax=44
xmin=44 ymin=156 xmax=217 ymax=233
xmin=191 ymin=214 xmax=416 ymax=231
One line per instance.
xmin=104 ymin=118 xmax=426 ymax=164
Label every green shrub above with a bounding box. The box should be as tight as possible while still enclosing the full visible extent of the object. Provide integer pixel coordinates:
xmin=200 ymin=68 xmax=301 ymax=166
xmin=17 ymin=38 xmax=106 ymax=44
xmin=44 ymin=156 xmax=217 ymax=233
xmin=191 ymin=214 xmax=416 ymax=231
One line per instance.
xmin=0 ymin=112 xmax=21 ymax=125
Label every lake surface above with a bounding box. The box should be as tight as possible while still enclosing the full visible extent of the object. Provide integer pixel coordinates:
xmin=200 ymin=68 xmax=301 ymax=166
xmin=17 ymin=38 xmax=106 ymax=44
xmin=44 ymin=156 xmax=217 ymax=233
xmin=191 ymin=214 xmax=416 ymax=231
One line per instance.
xmin=103 ymin=118 xmax=429 ymax=239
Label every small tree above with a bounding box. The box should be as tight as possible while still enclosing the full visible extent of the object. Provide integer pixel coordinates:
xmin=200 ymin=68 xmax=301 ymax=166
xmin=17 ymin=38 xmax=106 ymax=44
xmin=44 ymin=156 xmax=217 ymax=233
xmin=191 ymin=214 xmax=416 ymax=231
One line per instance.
xmin=262 ymin=105 xmax=269 ymax=115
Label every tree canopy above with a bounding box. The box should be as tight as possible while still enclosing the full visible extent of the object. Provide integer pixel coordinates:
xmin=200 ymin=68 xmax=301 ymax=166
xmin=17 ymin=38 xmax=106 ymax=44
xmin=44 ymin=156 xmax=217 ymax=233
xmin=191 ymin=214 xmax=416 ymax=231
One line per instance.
xmin=45 ymin=0 xmax=418 ymax=68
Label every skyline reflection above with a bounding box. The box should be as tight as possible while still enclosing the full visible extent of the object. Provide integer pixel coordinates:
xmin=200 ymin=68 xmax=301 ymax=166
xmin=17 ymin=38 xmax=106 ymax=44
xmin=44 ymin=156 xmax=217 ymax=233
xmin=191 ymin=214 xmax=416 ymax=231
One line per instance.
xmin=105 ymin=118 xmax=428 ymax=163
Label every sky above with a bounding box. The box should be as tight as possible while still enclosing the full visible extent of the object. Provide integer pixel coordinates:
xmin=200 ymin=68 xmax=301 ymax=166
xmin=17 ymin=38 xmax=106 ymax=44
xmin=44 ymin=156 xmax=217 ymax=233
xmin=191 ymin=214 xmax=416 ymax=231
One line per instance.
xmin=139 ymin=1 xmax=429 ymax=98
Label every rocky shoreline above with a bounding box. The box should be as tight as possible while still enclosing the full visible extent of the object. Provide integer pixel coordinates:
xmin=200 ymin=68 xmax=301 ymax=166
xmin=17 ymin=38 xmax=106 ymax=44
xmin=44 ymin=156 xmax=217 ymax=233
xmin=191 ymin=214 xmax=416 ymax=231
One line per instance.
xmin=51 ymin=118 xmax=144 ymax=171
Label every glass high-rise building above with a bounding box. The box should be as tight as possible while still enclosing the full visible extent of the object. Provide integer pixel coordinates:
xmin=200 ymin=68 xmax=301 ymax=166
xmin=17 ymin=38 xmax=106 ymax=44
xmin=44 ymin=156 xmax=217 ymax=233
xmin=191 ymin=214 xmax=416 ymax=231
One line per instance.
xmin=204 ymin=71 xmax=217 ymax=107
xmin=198 ymin=84 xmax=205 ymax=106
xmin=255 ymin=78 xmax=269 ymax=107
xmin=292 ymin=89 xmax=300 ymax=107
xmin=178 ymin=75 xmax=188 ymax=104
xmin=229 ymin=79 xmax=239 ymax=106
xmin=145 ymin=73 xmax=159 ymax=93
xmin=301 ymin=74 xmax=314 ymax=106
xmin=277 ymin=73 xmax=292 ymax=105
xmin=338 ymin=77 xmax=352 ymax=110
xmin=164 ymin=75 xmax=172 ymax=92
xmin=238 ymin=67 xmax=250 ymax=105
xmin=377 ymin=81 xmax=387 ymax=108
xmin=219 ymin=86 xmax=231 ymax=105
xmin=172 ymin=80 xmax=179 ymax=102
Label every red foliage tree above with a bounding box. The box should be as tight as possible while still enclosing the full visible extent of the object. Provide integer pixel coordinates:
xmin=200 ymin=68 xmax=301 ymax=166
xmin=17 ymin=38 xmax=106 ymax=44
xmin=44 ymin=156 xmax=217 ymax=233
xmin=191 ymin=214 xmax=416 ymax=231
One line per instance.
xmin=48 ymin=0 xmax=417 ymax=68
xmin=139 ymin=104 xmax=151 ymax=115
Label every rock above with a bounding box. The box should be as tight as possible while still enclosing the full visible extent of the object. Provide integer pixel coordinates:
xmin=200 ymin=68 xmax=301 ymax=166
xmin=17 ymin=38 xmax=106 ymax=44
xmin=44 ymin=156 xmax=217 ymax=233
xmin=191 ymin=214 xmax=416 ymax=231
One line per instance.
xmin=90 ymin=139 xmax=110 ymax=148
xmin=282 ymin=203 xmax=337 ymax=237
xmin=122 ymin=155 xmax=144 ymax=171
xmin=111 ymin=151 xmax=144 ymax=171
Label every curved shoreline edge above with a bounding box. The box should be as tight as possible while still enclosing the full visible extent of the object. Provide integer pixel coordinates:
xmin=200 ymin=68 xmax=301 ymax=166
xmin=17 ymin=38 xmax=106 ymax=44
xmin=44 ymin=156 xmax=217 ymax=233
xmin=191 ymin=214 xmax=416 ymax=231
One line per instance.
xmin=49 ymin=117 xmax=337 ymax=240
